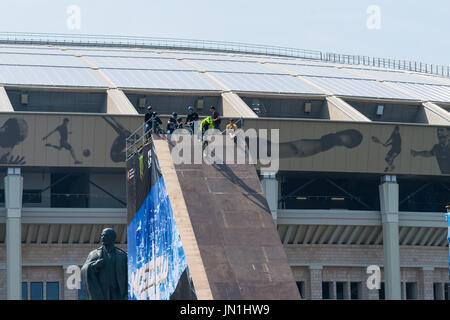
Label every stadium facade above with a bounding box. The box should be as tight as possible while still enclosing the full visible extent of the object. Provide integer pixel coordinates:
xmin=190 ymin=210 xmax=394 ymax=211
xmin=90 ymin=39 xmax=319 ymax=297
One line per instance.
xmin=0 ymin=33 xmax=449 ymax=300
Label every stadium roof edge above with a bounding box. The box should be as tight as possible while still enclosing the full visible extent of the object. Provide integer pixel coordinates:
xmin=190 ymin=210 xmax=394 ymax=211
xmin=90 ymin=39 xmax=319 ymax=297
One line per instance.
xmin=0 ymin=31 xmax=449 ymax=79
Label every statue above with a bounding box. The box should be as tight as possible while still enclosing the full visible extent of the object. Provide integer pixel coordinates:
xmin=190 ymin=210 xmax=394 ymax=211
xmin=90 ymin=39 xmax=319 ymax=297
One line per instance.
xmin=81 ymin=228 xmax=128 ymax=300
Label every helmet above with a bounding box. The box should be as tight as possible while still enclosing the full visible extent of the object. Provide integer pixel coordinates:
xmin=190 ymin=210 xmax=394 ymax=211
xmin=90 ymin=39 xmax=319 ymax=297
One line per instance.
xmin=147 ymin=106 xmax=152 ymax=110
xmin=187 ymin=106 xmax=194 ymax=111
xmin=153 ymin=111 xmax=158 ymax=115
xmin=172 ymin=112 xmax=178 ymax=117
xmin=177 ymin=118 xmax=183 ymax=122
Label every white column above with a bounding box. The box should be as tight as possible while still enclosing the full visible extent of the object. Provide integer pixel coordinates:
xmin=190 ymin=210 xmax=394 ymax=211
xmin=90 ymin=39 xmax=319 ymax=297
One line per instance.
xmin=260 ymin=172 xmax=278 ymax=224
xmin=5 ymin=168 xmax=23 ymax=300
xmin=379 ymin=175 xmax=401 ymax=300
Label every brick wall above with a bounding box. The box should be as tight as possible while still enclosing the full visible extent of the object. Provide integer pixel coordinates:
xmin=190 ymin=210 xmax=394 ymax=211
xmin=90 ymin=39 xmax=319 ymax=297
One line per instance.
xmin=286 ymin=244 xmax=449 ymax=300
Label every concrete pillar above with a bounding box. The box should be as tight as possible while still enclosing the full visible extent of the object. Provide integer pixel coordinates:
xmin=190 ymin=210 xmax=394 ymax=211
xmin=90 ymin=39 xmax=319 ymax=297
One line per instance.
xmin=379 ymin=175 xmax=401 ymax=300
xmin=421 ymin=267 xmax=434 ymax=300
xmin=309 ymin=264 xmax=323 ymax=300
xmin=260 ymin=173 xmax=278 ymax=224
xmin=5 ymin=168 xmax=23 ymax=300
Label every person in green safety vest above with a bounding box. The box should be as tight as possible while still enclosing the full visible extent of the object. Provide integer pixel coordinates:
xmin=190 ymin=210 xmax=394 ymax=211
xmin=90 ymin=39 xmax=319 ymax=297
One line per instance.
xmin=199 ymin=117 xmax=214 ymax=152
xmin=199 ymin=116 xmax=214 ymax=134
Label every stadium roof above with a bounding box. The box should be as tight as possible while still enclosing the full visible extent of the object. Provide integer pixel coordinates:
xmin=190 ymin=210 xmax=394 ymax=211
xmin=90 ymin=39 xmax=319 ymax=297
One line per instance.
xmin=0 ymin=33 xmax=449 ymax=103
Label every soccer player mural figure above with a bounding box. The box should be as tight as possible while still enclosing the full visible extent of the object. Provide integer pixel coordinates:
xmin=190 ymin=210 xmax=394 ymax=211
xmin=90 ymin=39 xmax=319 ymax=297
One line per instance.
xmin=42 ymin=118 xmax=82 ymax=164
xmin=103 ymin=116 xmax=133 ymax=163
xmin=0 ymin=118 xmax=28 ymax=165
xmin=81 ymin=228 xmax=128 ymax=300
xmin=411 ymin=128 xmax=450 ymax=174
xmin=278 ymin=129 xmax=363 ymax=158
xmin=372 ymin=126 xmax=401 ymax=172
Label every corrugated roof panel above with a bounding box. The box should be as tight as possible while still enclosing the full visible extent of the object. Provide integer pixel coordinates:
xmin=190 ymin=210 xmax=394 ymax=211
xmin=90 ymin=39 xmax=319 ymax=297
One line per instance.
xmin=303 ymin=76 xmax=417 ymax=100
xmin=275 ymin=63 xmax=366 ymax=79
xmin=188 ymin=59 xmax=281 ymax=74
xmin=342 ymin=68 xmax=447 ymax=85
xmin=0 ymin=65 xmax=106 ymax=87
xmin=209 ymin=72 xmax=323 ymax=94
xmin=0 ymin=45 xmax=67 ymax=55
xmin=74 ymin=49 xmax=162 ymax=58
xmin=388 ymin=82 xmax=450 ymax=103
xmin=0 ymin=52 xmax=86 ymax=67
xmin=103 ymin=69 xmax=220 ymax=91
xmin=88 ymin=56 xmax=194 ymax=70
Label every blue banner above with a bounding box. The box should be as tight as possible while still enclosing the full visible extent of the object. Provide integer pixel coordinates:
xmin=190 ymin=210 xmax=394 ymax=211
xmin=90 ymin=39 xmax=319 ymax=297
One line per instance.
xmin=127 ymin=175 xmax=188 ymax=300
xmin=447 ymin=212 xmax=450 ymax=278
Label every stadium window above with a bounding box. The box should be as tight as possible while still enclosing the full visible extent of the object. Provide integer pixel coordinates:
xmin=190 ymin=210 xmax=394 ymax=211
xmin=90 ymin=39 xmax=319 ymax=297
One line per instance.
xmin=322 ymin=282 xmax=334 ymax=300
xmin=30 ymin=282 xmax=43 ymax=300
xmin=405 ymin=282 xmax=417 ymax=300
xmin=434 ymin=283 xmax=443 ymax=300
xmin=296 ymin=281 xmax=305 ymax=299
xmin=22 ymin=282 xmax=28 ymax=300
xmin=378 ymin=282 xmax=385 ymax=300
xmin=445 ymin=283 xmax=450 ymax=300
xmin=336 ymin=282 xmax=348 ymax=300
xmin=23 ymin=190 xmax=42 ymax=204
xmin=46 ymin=282 xmax=59 ymax=300
xmin=350 ymin=282 xmax=362 ymax=300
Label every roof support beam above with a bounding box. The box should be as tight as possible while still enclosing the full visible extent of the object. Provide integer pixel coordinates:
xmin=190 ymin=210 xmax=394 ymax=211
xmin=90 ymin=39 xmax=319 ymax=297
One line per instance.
xmin=302 ymin=225 xmax=316 ymax=245
xmin=292 ymin=225 xmax=306 ymax=244
xmin=337 ymin=226 xmax=352 ymax=244
xmin=283 ymin=225 xmax=294 ymax=244
xmin=328 ymin=225 xmax=344 ymax=244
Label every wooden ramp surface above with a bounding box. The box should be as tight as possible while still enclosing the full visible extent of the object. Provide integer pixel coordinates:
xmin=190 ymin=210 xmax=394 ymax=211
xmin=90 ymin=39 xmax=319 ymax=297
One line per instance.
xmin=153 ymin=136 xmax=300 ymax=300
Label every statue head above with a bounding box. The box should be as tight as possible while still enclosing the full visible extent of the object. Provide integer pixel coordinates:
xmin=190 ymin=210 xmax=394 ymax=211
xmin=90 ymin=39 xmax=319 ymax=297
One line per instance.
xmin=101 ymin=228 xmax=116 ymax=246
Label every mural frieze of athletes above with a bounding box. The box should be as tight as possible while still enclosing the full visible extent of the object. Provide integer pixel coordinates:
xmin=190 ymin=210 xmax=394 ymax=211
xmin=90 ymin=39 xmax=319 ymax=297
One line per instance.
xmin=0 ymin=114 xmax=448 ymax=175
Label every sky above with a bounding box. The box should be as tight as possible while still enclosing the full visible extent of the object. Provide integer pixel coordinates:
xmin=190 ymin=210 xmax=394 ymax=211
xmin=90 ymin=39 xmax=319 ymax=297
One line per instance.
xmin=0 ymin=0 xmax=448 ymax=65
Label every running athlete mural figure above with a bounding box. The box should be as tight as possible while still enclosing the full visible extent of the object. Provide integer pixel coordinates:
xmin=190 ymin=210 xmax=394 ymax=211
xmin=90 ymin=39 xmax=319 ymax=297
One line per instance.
xmin=371 ymin=126 xmax=401 ymax=172
xmin=42 ymin=118 xmax=82 ymax=164
xmin=0 ymin=118 xmax=28 ymax=165
xmin=411 ymin=127 xmax=450 ymax=174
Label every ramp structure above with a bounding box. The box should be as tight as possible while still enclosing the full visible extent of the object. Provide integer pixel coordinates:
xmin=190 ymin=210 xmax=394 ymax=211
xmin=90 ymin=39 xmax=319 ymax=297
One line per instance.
xmin=127 ymin=133 xmax=300 ymax=300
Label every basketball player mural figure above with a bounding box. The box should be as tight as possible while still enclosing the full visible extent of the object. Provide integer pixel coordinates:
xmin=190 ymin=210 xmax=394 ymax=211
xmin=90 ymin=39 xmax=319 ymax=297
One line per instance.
xmin=42 ymin=118 xmax=82 ymax=164
xmin=371 ymin=126 xmax=402 ymax=172
xmin=411 ymin=127 xmax=450 ymax=174
xmin=0 ymin=118 xmax=28 ymax=165
xmin=278 ymin=129 xmax=363 ymax=158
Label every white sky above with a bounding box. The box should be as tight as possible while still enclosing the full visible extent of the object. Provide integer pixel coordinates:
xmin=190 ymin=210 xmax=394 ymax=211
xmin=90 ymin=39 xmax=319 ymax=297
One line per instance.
xmin=0 ymin=0 xmax=448 ymax=65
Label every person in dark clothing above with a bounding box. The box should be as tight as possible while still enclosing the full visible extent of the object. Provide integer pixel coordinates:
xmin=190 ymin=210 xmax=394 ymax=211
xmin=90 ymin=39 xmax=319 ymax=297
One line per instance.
xmin=150 ymin=112 xmax=163 ymax=134
xmin=144 ymin=106 xmax=163 ymax=136
xmin=210 ymin=106 xmax=221 ymax=131
xmin=185 ymin=106 xmax=199 ymax=134
xmin=176 ymin=117 xmax=184 ymax=130
xmin=144 ymin=106 xmax=153 ymax=125
xmin=166 ymin=112 xmax=178 ymax=134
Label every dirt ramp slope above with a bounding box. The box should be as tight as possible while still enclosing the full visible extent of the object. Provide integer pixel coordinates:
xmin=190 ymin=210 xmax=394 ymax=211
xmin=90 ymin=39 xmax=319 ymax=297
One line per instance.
xmin=153 ymin=136 xmax=300 ymax=300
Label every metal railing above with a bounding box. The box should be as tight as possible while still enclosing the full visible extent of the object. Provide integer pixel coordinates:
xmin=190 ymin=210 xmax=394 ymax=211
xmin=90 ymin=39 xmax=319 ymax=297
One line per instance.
xmin=0 ymin=32 xmax=448 ymax=78
xmin=126 ymin=116 xmax=245 ymax=160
